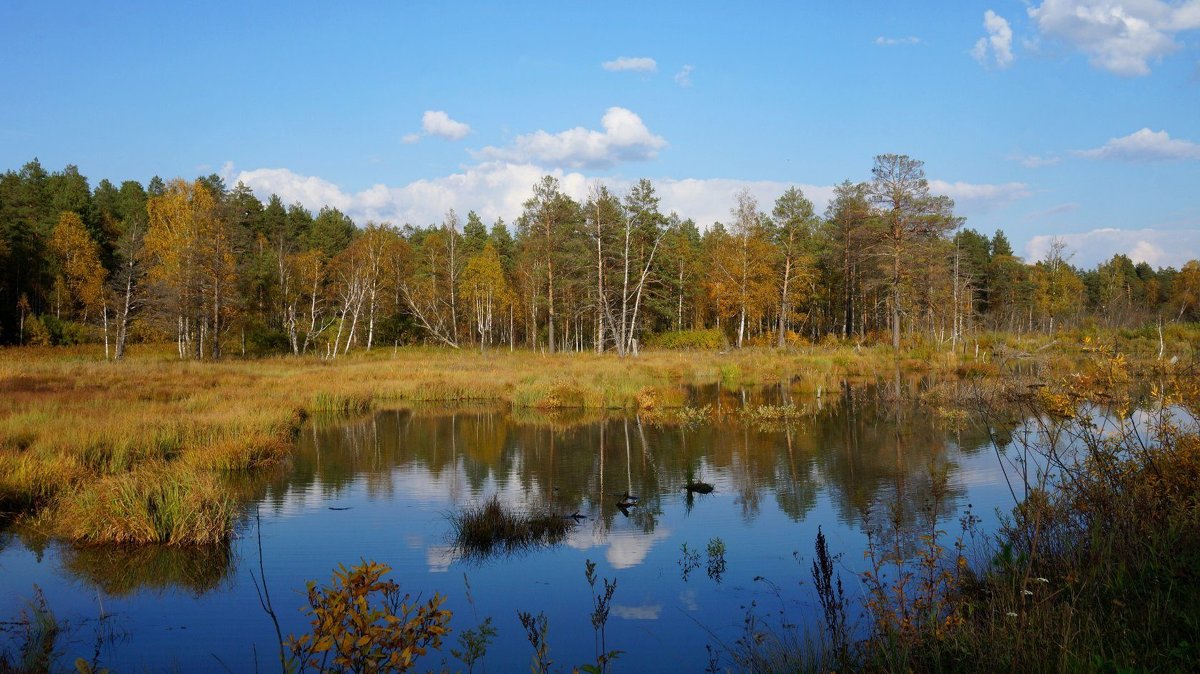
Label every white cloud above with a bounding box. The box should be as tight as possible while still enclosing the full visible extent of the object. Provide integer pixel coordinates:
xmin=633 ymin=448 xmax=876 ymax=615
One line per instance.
xmin=425 ymin=544 xmax=455 ymax=573
xmin=564 ymin=526 xmax=671 ymax=570
xmin=653 ymin=178 xmax=834 ymax=227
xmin=1025 ymin=227 xmax=1200 ymax=267
xmin=1028 ymin=0 xmax=1200 ymax=76
xmin=1074 ymin=127 xmax=1200 ymax=161
xmin=475 ymin=107 xmax=667 ymax=169
xmin=603 ymin=530 xmax=671 ymax=569
xmin=234 ymin=162 xmax=579 ymax=227
xmin=972 ymin=10 xmax=1015 ymax=68
xmin=231 ymin=160 xmax=1032 ymax=236
xmin=929 ymin=179 xmax=1032 ymax=213
xmin=400 ymin=110 xmax=471 ymax=144
xmin=602 ymin=56 xmax=657 ymax=72
xmin=232 ymin=162 xmax=797 ymax=229
xmin=875 ymin=36 xmax=921 ymax=46
xmin=234 ymin=167 xmax=355 ymax=212
xmin=674 ymin=64 xmax=694 ymax=87
xmin=232 ymin=161 xmax=1032 ymax=235
xmin=421 ymin=110 xmax=471 ymax=141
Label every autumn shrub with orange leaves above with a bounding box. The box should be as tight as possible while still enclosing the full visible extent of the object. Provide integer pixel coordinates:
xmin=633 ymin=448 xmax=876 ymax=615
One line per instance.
xmin=285 ymin=560 xmax=452 ymax=674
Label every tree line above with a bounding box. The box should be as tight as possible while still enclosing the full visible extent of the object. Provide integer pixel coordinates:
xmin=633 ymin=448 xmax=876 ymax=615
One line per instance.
xmin=1 ymin=155 xmax=1197 ymax=358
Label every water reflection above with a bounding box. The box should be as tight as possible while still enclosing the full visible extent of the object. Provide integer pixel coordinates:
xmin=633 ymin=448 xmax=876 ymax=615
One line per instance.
xmin=61 ymin=543 xmax=234 ymax=597
xmin=41 ymin=379 xmax=1014 ymax=594
xmin=4 ymin=379 xmax=1023 ymax=673
xmin=251 ymin=379 xmax=1011 ymax=575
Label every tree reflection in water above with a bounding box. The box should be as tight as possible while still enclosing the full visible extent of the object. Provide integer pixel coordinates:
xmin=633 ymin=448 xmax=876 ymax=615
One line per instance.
xmin=0 ymin=377 xmax=1024 ymax=673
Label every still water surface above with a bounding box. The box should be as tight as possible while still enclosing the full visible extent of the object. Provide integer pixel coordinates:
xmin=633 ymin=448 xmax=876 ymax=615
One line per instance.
xmin=1 ymin=382 xmax=1019 ymax=672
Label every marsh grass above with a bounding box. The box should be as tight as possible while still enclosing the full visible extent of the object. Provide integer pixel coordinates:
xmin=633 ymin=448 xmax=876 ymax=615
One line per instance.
xmin=450 ymin=495 xmax=573 ymax=559
xmin=312 ymin=392 xmax=370 ymax=414
xmin=52 ymin=464 xmax=237 ymax=545
xmin=2 ymin=335 xmax=1187 ymax=545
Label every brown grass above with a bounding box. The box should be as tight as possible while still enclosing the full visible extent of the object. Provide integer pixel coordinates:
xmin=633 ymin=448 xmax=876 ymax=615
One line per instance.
xmin=3 ymin=332 xmax=1189 ymax=544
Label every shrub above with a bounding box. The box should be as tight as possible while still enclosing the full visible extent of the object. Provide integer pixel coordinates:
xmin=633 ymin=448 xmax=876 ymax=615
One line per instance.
xmin=24 ymin=316 xmax=52 ymax=346
xmin=645 ymin=329 xmax=726 ymax=350
xmin=536 ymin=380 xmax=586 ymax=409
xmin=286 ymin=560 xmax=452 ymax=673
xmin=243 ymin=323 xmax=292 ymax=356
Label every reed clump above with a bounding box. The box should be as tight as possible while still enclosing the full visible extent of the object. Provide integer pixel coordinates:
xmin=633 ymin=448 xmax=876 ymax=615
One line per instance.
xmin=51 ymin=464 xmax=237 ymax=545
xmin=451 ymin=495 xmax=573 ymax=558
xmin=312 ymin=391 xmax=371 ymax=414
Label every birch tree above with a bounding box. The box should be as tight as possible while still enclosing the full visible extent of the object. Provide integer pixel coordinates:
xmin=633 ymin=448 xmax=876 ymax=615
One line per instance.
xmin=49 ymin=212 xmax=107 ymax=324
xmin=402 ymin=226 xmax=460 ymax=348
xmin=708 ymin=191 xmax=775 ymax=347
xmin=459 ymin=242 xmax=514 ymax=352
xmin=111 ymin=222 xmax=144 ymax=360
xmin=612 ymin=179 xmax=668 ymax=356
xmin=584 ymin=183 xmax=623 ymax=352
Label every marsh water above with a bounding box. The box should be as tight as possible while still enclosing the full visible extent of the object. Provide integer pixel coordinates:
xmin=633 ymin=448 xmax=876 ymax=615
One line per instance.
xmin=1 ymin=380 xmax=1022 ymax=672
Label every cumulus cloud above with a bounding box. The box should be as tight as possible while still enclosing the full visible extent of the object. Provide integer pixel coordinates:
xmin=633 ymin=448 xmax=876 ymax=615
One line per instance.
xmin=875 ymin=36 xmax=921 ymax=46
xmin=1074 ymin=128 xmax=1200 ymax=161
xmin=474 ymin=107 xmax=667 ymax=169
xmin=1028 ymin=0 xmax=1200 ymax=76
xmin=674 ymin=64 xmax=694 ymax=87
xmin=232 ymin=162 xmax=807 ymax=229
xmin=1026 ymin=227 xmax=1200 ymax=267
xmin=401 ymin=110 xmax=471 ymax=144
xmin=972 ymin=10 xmax=1015 ymax=67
xmin=234 ymin=167 xmax=355 ymax=212
xmin=232 ymin=160 xmax=1032 ymax=235
xmin=421 ymin=110 xmax=471 ymax=140
xmin=929 ymin=179 xmax=1032 ymax=213
xmin=654 ymin=178 xmax=834 ymax=227
xmin=602 ymin=56 xmax=657 ymax=72
xmin=235 ymin=162 xmax=564 ymax=227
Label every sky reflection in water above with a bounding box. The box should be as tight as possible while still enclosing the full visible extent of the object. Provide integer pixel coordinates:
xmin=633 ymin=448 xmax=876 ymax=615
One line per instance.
xmin=0 ymin=381 xmax=1022 ymax=672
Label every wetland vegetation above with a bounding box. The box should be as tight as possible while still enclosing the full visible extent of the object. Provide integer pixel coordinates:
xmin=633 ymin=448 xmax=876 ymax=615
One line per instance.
xmin=2 ymin=157 xmax=1200 ymax=670
xmin=2 ymin=338 xmax=1198 ymax=671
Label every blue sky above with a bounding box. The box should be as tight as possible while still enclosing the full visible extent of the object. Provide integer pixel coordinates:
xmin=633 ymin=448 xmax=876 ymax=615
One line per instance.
xmin=2 ymin=1 xmax=1198 ymax=267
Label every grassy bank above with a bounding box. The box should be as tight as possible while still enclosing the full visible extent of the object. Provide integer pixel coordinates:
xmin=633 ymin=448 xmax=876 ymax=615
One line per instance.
xmin=1 ymin=329 xmax=1196 ymax=545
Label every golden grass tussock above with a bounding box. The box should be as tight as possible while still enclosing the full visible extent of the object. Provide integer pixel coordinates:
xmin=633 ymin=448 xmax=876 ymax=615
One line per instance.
xmin=52 ymin=463 xmax=237 ymax=545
